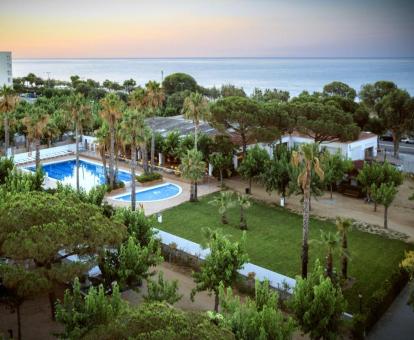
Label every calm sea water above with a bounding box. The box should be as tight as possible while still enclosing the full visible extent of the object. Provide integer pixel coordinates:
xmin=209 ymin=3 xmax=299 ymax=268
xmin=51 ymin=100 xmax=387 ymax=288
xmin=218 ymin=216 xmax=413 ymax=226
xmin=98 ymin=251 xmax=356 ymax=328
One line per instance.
xmin=13 ymin=58 xmax=414 ymax=96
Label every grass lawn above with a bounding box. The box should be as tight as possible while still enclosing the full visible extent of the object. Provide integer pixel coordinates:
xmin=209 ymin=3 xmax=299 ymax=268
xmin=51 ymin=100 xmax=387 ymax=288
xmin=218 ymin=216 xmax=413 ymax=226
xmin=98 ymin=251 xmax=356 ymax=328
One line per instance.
xmin=156 ymin=193 xmax=413 ymax=313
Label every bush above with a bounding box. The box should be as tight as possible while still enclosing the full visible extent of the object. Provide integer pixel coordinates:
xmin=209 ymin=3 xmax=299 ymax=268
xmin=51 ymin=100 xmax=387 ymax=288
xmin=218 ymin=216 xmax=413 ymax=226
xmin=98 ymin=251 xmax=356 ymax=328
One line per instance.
xmin=0 ymin=157 xmax=14 ymax=184
xmin=136 ymin=172 xmax=162 ymax=183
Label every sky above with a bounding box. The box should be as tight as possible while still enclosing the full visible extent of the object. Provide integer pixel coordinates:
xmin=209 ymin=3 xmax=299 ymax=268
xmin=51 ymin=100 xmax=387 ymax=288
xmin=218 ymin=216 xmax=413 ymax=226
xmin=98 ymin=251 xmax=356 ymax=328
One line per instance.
xmin=0 ymin=0 xmax=413 ymax=58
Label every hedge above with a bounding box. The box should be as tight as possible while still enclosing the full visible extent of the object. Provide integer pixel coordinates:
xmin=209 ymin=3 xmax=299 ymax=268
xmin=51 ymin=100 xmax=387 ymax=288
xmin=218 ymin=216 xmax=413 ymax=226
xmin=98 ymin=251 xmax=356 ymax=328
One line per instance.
xmin=136 ymin=172 xmax=163 ymax=183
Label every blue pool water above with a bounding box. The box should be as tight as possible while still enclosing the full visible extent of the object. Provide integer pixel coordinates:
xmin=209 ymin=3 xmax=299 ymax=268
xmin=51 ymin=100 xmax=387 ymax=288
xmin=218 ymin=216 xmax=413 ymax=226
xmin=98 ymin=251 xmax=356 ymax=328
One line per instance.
xmin=115 ymin=183 xmax=182 ymax=202
xmin=26 ymin=159 xmax=131 ymax=190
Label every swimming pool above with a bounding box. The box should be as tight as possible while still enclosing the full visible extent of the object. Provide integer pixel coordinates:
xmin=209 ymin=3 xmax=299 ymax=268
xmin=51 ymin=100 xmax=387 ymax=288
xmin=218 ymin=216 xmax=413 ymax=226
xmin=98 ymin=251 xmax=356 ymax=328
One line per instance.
xmin=113 ymin=183 xmax=182 ymax=202
xmin=26 ymin=159 xmax=131 ymax=191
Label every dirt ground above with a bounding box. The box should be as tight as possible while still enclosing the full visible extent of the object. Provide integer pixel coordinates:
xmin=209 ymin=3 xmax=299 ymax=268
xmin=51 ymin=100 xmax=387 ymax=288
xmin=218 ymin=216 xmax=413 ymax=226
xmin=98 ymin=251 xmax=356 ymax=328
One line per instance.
xmin=224 ymin=177 xmax=414 ymax=242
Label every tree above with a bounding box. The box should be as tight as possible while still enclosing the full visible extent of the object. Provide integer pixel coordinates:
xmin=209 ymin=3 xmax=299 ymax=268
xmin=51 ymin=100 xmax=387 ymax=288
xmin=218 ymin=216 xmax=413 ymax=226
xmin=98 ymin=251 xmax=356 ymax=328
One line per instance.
xmin=209 ymin=191 xmax=235 ymax=225
xmin=296 ymin=101 xmax=360 ymax=143
xmin=144 ymin=271 xmax=182 ymax=305
xmin=162 ymin=73 xmax=198 ymax=95
xmin=95 ymin=122 xmax=110 ymax=183
xmin=119 ymin=108 xmax=146 ymax=210
xmin=179 ymin=149 xmax=206 ymax=202
xmin=237 ymin=194 xmax=251 ymax=230
xmin=323 ymin=81 xmax=356 ymax=101
xmin=292 ymin=144 xmax=324 ymax=278
xmin=65 ymin=93 xmax=92 ymax=192
xmin=336 ymin=218 xmax=352 ymax=280
xmin=56 ymin=278 xmax=125 ymax=339
xmin=359 ymin=81 xmax=397 ymax=109
xmin=0 ymin=156 xmax=14 ymax=184
xmin=145 ymin=81 xmax=165 ymax=172
xmin=261 ymin=145 xmax=292 ymax=206
xmin=0 ymin=85 xmax=19 ymax=155
xmin=99 ymin=93 xmax=124 ymax=188
xmin=219 ymin=280 xmax=296 ymax=339
xmin=357 ymin=161 xmax=403 ymax=210
xmin=163 ymin=130 xmax=181 ymax=163
xmin=22 ymin=105 xmax=49 ymax=169
xmin=238 ymin=145 xmax=269 ymax=194
xmin=251 ymin=87 xmax=290 ymax=102
xmin=220 ymin=84 xmax=246 ymax=97
xmin=100 ymin=236 xmax=162 ymax=291
xmin=209 ymin=152 xmax=232 ymax=188
xmin=123 ymin=78 xmax=136 ymax=94
xmin=321 ymin=151 xmax=353 ymax=199
xmin=182 ymin=92 xmax=209 ymax=151
xmin=377 ymin=88 xmax=414 ymax=158
xmin=313 ymin=231 xmax=340 ymax=280
xmin=375 ymin=182 xmax=398 ymax=229
xmin=191 ymin=228 xmax=248 ymax=312
xmin=210 ymin=96 xmax=262 ymax=155
xmin=289 ymin=260 xmax=347 ymax=340
xmin=0 ymin=190 xmax=126 ymax=319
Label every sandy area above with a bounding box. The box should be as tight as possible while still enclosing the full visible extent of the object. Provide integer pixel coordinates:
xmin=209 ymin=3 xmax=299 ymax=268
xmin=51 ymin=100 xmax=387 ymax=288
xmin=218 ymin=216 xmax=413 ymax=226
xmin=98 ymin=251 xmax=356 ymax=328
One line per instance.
xmin=224 ymin=177 xmax=414 ymax=242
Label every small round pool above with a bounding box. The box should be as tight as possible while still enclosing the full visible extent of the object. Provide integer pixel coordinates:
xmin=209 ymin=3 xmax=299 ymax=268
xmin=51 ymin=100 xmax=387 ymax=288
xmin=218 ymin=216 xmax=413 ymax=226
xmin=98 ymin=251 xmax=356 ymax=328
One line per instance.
xmin=113 ymin=183 xmax=182 ymax=202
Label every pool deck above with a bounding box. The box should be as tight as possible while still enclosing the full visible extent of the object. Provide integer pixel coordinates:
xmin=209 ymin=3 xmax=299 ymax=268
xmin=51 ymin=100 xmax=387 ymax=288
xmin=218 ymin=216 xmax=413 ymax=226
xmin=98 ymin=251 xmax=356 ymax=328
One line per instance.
xmin=21 ymin=154 xmax=220 ymax=216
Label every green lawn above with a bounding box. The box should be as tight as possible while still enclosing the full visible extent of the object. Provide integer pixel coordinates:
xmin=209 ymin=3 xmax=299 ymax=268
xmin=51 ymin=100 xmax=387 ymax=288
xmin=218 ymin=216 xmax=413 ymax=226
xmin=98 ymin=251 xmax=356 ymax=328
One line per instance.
xmin=157 ymin=193 xmax=413 ymax=313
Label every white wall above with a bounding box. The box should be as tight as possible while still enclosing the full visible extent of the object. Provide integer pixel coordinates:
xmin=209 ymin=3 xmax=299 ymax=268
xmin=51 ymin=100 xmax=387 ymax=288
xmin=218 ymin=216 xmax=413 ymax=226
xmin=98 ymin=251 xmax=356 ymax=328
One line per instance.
xmin=0 ymin=52 xmax=13 ymax=88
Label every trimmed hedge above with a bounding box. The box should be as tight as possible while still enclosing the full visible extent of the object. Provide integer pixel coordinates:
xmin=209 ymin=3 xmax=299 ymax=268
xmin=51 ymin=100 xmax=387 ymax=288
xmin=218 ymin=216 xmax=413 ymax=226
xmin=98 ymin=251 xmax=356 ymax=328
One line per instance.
xmin=136 ymin=172 xmax=163 ymax=183
xmin=352 ymin=269 xmax=409 ymax=338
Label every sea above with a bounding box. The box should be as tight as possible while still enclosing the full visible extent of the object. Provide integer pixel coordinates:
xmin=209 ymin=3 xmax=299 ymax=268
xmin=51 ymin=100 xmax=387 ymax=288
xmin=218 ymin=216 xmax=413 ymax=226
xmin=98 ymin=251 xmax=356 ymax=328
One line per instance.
xmin=12 ymin=58 xmax=414 ymax=97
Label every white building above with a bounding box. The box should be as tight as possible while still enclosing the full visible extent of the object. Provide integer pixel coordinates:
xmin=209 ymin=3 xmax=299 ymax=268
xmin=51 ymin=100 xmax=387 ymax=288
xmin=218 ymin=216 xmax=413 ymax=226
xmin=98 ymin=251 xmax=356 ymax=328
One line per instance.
xmin=254 ymin=131 xmax=378 ymax=161
xmin=0 ymin=51 xmax=13 ymax=88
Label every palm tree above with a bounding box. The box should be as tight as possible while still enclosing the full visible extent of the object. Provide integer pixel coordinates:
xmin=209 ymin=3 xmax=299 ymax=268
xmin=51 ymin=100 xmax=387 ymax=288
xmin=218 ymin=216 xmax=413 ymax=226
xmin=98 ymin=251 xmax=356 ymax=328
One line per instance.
xmin=145 ymin=81 xmax=165 ymax=172
xmin=182 ymin=92 xmax=209 ymax=151
xmin=336 ymin=218 xmax=352 ymax=280
xmin=119 ymin=108 xmax=146 ymax=211
xmin=292 ymin=143 xmax=324 ymax=278
xmin=209 ymin=191 xmax=234 ymax=224
xmin=65 ymin=93 xmax=92 ymax=191
xmin=22 ymin=106 xmax=49 ymax=169
xmin=99 ymin=93 xmax=124 ymax=189
xmin=179 ymin=149 xmax=206 ymax=202
xmin=315 ymin=231 xmax=340 ymax=280
xmin=237 ymin=194 xmax=251 ymax=230
xmin=0 ymin=85 xmax=19 ymax=156
xmin=95 ymin=123 xmax=110 ymax=184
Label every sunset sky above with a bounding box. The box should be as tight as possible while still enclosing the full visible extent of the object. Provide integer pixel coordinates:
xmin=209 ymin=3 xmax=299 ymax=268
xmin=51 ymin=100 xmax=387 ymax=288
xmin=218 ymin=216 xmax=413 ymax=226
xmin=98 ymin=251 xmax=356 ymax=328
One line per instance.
xmin=1 ymin=0 xmax=413 ymax=58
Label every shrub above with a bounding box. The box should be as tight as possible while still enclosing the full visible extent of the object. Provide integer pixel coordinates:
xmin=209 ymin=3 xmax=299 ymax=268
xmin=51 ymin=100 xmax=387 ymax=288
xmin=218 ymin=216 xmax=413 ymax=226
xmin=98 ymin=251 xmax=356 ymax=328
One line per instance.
xmin=136 ymin=172 xmax=162 ymax=183
xmin=0 ymin=157 xmax=14 ymax=184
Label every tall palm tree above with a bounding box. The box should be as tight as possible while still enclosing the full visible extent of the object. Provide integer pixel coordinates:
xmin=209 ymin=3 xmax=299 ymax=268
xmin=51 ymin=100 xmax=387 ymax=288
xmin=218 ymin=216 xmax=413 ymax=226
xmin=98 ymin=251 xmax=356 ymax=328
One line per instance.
xmin=22 ymin=106 xmax=49 ymax=169
xmin=292 ymin=144 xmax=324 ymax=278
xmin=0 ymin=85 xmax=19 ymax=156
xmin=179 ymin=149 xmax=206 ymax=202
xmin=119 ymin=108 xmax=146 ymax=211
xmin=336 ymin=218 xmax=352 ymax=280
xmin=129 ymin=88 xmax=150 ymax=174
xmin=65 ymin=93 xmax=92 ymax=191
xmin=95 ymin=123 xmax=110 ymax=184
xmin=182 ymin=92 xmax=209 ymax=151
xmin=145 ymin=81 xmax=165 ymax=172
xmin=237 ymin=193 xmax=251 ymax=230
xmin=99 ymin=93 xmax=124 ymax=189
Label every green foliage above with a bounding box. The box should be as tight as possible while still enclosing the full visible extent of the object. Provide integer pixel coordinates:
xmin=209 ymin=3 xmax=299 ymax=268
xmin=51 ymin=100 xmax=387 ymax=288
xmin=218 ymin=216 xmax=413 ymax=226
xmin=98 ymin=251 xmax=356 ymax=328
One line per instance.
xmin=55 ymin=182 xmax=107 ymax=206
xmin=261 ymin=145 xmax=293 ymax=200
xmin=136 ymin=172 xmax=162 ymax=183
xmin=323 ymin=81 xmax=356 ymax=101
xmin=3 ymin=167 xmax=44 ymax=192
xmin=210 ymin=152 xmax=232 ymax=187
xmin=179 ymin=148 xmax=206 ymax=182
xmin=357 ymin=161 xmax=403 ymax=200
xmin=191 ymin=228 xmax=249 ymax=311
xmin=162 ymin=130 xmax=181 ymax=159
xmin=81 ymin=302 xmax=234 ymax=340
xmin=321 ymin=151 xmax=353 ymax=198
xmin=209 ymin=191 xmax=235 ymax=224
xmin=145 ymin=271 xmax=183 ymax=305
xmin=238 ymin=145 xmax=270 ymax=192
xmin=289 ymin=260 xmax=347 ymax=339
xmin=219 ymin=280 xmax=296 ymax=340
xmin=162 ymin=73 xmax=198 ymax=96
xmin=56 ymin=278 xmax=125 ymax=339
xmin=0 ymin=157 xmax=14 ymax=184
xmin=220 ymin=84 xmax=246 ymax=97
xmin=251 ymin=87 xmax=290 ymax=102
xmin=100 ymin=236 xmax=162 ymax=291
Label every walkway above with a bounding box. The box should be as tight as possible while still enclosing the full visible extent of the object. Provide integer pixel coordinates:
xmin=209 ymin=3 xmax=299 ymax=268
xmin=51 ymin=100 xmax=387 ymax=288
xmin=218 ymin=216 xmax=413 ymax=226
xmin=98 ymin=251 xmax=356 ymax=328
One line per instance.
xmin=368 ymin=283 xmax=414 ymax=340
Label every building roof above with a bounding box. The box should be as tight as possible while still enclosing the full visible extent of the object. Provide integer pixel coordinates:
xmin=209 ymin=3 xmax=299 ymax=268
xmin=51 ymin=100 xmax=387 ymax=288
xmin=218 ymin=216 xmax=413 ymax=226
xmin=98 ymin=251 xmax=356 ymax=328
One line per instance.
xmin=146 ymin=115 xmax=216 ymax=137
